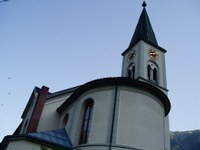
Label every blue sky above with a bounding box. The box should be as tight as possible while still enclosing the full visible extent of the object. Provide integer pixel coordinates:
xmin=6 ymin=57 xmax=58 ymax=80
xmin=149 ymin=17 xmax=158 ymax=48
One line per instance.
xmin=0 ymin=0 xmax=200 ymax=140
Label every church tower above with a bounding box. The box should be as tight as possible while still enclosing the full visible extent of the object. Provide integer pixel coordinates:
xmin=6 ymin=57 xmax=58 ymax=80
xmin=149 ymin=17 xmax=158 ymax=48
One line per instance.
xmin=121 ymin=2 xmax=167 ymax=93
xmin=119 ymin=2 xmax=171 ymax=150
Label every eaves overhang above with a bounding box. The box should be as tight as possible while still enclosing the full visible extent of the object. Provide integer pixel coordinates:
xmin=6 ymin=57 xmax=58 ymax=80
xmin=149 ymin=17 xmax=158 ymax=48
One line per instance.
xmin=47 ymin=86 xmax=79 ymax=99
xmin=21 ymin=87 xmax=41 ymax=119
xmin=0 ymin=136 xmax=71 ymax=150
xmin=57 ymin=77 xmax=171 ymax=116
xmin=0 ymin=129 xmax=72 ymax=150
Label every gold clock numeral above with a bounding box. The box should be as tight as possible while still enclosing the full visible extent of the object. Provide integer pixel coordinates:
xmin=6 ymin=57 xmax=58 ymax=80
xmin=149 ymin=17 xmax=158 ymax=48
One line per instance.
xmin=128 ymin=50 xmax=136 ymax=61
xmin=149 ymin=49 xmax=158 ymax=60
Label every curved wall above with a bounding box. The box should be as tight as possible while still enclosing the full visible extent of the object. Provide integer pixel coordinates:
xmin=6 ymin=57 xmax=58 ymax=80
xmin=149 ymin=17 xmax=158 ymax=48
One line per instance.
xmin=58 ymin=78 xmax=170 ymax=150
xmin=115 ymin=88 xmax=165 ymax=150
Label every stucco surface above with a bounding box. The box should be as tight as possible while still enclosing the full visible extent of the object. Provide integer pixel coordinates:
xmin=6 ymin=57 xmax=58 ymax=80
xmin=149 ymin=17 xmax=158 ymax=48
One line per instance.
xmin=116 ymin=89 xmax=165 ymax=150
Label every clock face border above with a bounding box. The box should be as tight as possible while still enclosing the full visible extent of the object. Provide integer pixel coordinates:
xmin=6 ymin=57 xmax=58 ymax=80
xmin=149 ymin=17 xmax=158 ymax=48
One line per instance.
xmin=127 ymin=50 xmax=136 ymax=61
xmin=149 ymin=49 xmax=158 ymax=60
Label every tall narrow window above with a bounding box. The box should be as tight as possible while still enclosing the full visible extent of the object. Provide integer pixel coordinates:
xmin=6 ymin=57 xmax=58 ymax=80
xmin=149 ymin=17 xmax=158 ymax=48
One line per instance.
xmin=132 ymin=65 xmax=135 ymax=79
xmin=153 ymin=68 xmax=157 ymax=82
xmin=147 ymin=63 xmax=158 ymax=83
xmin=128 ymin=69 xmax=132 ymax=78
xmin=79 ymin=100 xmax=94 ymax=144
xmin=127 ymin=64 xmax=135 ymax=79
xmin=148 ymin=65 xmax=151 ymax=80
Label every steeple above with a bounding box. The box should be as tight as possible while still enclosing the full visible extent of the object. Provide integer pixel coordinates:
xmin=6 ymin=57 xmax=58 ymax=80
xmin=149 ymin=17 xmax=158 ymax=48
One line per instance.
xmin=128 ymin=1 xmax=158 ymax=50
xmin=121 ymin=1 xmax=168 ymax=92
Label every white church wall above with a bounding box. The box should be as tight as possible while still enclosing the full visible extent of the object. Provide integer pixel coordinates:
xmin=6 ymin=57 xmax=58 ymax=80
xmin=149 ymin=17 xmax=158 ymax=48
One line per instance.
xmin=88 ymin=88 xmax=114 ymax=144
xmin=140 ymin=41 xmax=167 ymax=89
xmin=59 ymin=104 xmax=75 ymax=136
xmin=66 ymin=104 xmax=79 ymax=143
xmin=37 ymin=93 xmax=71 ymax=132
xmin=164 ymin=115 xmax=170 ymax=150
xmin=68 ymin=86 xmax=115 ymax=146
xmin=121 ymin=40 xmax=168 ymax=93
xmin=63 ymin=83 xmax=168 ymax=150
xmin=6 ymin=140 xmax=53 ymax=150
xmin=74 ymin=145 xmax=110 ymax=150
xmin=115 ymin=87 xmax=165 ymax=150
xmin=66 ymin=98 xmax=82 ymax=146
xmin=121 ymin=43 xmax=140 ymax=78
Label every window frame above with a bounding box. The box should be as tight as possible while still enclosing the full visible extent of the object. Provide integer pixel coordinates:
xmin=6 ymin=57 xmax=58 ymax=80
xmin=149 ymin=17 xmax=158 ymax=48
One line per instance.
xmin=79 ymin=100 xmax=94 ymax=145
xmin=147 ymin=62 xmax=158 ymax=83
xmin=127 ymin=63 xmax=135 ymax=79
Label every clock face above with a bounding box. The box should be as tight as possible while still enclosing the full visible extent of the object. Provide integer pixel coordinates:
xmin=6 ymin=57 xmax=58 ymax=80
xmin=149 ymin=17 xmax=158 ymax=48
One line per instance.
xmin=128 ymin=50 xmax=136 ymax=61
xmin=149 ymin=49 xmax=158 ymax=60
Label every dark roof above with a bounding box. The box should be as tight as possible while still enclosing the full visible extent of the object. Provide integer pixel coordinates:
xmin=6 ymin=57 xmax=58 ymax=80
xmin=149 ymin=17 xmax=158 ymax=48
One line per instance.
xmin=28 ymin=128 xmax=72 ymax=148
xmin=57 ymin=77 xmax=170 ymax=116
xmin=129 ymin=7 xmax=158 ymax=48
xmin=122 ymin=6 xmax=166 ymax=55
xmin=13 ymin=121 xmax=23 ymax=135
xmin=21 ymin=87 xmax=41 ymax=119
xmin=0 ymin=129 xmax=72 ymax=149
xmin=48 ymin=86 xmax=79 ymax=99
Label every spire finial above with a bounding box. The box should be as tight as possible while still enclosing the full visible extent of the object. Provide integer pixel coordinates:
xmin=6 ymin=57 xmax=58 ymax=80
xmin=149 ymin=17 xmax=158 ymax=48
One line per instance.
xmin=142 ymin=1 xmax=147 ymax=8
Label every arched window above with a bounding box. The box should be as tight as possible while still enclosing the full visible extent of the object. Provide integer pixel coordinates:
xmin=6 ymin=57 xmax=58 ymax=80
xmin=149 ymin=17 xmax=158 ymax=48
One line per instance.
xmin=79 ymin=100 xmax=94 ymax=144
xmin=147 ymin=62 xmax=158 ymax=83
xmin=62 ymin=113 xmax=69 ymax=128
xmin=127 ymin=64 xmax=135 ymax=79
xmin=148 ymin=65 xmax=151 ymax=80
xmin=128 ymin=69 xmax=132 ymax=78
xmin=153 ymin=68 xmax=157 ymax=82
xmin=132 ymin=65 xmax=135 ymax=79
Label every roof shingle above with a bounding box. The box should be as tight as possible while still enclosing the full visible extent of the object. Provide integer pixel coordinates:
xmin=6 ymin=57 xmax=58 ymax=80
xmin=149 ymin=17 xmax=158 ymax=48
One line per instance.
xmin=128 ymin=7 xmax=158 ymax=49
xmin=28 ymin=128 xmax=72 ymax=149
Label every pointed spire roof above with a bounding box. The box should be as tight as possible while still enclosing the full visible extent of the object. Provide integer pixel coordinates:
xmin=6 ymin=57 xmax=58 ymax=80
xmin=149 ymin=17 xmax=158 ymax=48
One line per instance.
xmin=129 ymin=2 xmax=158 ymax=47
xmin=122 ymin=2 xmax=166 ymax=55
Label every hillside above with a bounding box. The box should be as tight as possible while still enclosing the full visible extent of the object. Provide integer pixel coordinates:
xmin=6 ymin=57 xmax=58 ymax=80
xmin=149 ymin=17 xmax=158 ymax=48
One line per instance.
xmin=171 ymin=130 xmax=200 ymax=150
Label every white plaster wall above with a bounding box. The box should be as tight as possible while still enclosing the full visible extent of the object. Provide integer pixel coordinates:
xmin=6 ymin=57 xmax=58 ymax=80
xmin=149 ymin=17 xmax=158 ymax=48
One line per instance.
xmin=74 ymin=145 xmax=110 ymax=150
xmin=111 ymin=147 xmax=142 ymax=150
xmin=141 ymin=41 xmax=167 ymax=88
xmin=164 ymin=115 xmax=170 ymax=150
xmin=89 ymin=89 xmax=114 ymax=144
xmin=37 ymin=93 xmax=71 ymax=132
xmin=64 ymin=85 xmax=169 ymax=150
xmin=115 ymin=89 xmax=165 ymax=150
xmin=68 ymin=87 xmax=115 ymax=146
xmin=121 ymin=44 xmax=140 ymax=78
xmin=6 ymin=140 xmax=53 ymax=150
xmin=121 ymin=41 xmax=167 ymax=90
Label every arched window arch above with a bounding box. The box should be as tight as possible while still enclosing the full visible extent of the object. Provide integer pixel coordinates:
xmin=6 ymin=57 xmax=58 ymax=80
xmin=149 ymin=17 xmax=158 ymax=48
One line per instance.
xmin=147 ymin=62 xmax=158 ymax=83
xmin=79 ymin=100 xmax=94 ymax=144
xmin=62 ymin=113 xmax=69 ymax=128
xmin=127 ymin=64 xmax=135 ymax=79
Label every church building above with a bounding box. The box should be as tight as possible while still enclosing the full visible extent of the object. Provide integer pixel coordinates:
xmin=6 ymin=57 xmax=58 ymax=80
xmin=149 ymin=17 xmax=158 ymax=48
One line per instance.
xmin=0 ymin=2 xmax=171 ymax=150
